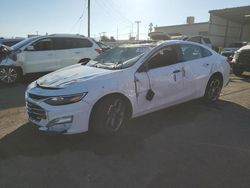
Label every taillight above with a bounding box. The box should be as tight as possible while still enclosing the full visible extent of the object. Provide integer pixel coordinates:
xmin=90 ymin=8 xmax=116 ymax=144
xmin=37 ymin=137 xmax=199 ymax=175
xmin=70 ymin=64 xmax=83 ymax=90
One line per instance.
xmin=95 ymin=48 xmax=103 ymax=54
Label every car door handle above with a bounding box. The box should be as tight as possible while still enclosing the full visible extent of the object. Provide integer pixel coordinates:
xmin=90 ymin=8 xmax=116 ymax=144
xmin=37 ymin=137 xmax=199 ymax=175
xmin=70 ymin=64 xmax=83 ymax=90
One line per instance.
xmin=75 ymin=52 xmax=80 ymax=54
xmin=173 ymin=70 xmax=181 ymax=74
xmin=48 ymin=54 xmax=53 ymax=56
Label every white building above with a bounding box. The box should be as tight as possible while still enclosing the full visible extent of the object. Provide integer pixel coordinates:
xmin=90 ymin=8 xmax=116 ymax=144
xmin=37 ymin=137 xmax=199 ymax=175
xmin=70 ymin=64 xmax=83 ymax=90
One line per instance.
xmin=150 ymin=6 xmax=250 ymax=47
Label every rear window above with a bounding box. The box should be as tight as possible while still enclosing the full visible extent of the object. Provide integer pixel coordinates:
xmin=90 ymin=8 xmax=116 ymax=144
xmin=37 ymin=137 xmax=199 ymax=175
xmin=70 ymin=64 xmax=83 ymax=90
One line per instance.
xmin=188 ymin=37 xmax=201 ymax=43
xmin=203 ymin=37 xmax=211 ymax=44
xmin=201 ymin=47 xmax=212 ymax=57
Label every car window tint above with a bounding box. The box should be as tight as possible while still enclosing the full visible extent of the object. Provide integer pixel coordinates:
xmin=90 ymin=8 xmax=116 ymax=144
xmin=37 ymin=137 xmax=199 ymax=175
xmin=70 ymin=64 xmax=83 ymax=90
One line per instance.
xmin=33 ymin=39 xmax=53 ymax=51
xmin=2 ymin=41 xmax=18 ymax=47
xmin=188 ymin=36 xmax=201 ymax=43
xmin=203 ymin=37 xmax=211 ymax=44
xmin=53 ymin=38 xmax=93 ymax=50
xmin=77 ymin=38 xmax=93 ymax=48
xmin=148 ymin=45 xmax=179 ymax=69
xmin=201 ymin=47 xmax=212 ymax=57
xmin=181 ymin=44 xmax=203 ymax=61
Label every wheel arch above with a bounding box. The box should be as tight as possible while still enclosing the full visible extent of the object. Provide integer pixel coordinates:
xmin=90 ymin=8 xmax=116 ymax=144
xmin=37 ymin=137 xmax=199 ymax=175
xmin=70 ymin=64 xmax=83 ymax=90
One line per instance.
xmin=210 ymin=72 xmax=223 ymax=84
xmin=89 ymin=92 xmax=133 ymax=125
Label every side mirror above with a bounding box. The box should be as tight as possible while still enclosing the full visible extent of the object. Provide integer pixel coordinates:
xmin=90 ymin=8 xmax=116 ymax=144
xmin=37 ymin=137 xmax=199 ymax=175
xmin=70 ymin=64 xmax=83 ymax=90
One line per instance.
xmin=26 ymin=45 xmax=35 ymax=51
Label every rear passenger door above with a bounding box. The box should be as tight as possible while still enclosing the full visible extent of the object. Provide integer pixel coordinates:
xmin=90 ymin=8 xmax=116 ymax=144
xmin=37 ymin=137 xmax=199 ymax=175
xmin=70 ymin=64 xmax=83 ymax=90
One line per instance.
xmin=54 ymin=37 xmax=97 ymax=68
xmin=53 ymin=38 xmax=80 ymax=68
xmin=180 ymin=44 xmax=213 ymax=98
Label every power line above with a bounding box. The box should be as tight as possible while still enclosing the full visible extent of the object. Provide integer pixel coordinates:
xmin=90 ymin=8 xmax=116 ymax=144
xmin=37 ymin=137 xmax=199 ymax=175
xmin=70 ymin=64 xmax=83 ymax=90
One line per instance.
xmin=69 ymin=0 xmax=88 ymax=33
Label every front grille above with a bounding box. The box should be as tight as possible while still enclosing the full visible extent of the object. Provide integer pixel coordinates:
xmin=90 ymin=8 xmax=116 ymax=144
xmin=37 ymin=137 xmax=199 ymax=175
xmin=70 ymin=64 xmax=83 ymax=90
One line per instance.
xmin=26 ymin=101 xmax=46 ymax=122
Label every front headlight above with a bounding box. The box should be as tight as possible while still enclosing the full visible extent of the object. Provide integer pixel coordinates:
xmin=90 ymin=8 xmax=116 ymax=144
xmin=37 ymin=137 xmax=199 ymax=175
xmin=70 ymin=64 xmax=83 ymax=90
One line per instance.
xmin=44 ymin=93 xmax=87 ymax=106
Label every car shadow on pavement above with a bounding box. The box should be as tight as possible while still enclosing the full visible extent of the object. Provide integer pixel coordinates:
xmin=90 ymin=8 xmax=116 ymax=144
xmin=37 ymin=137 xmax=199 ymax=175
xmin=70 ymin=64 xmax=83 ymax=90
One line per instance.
xmin=0 ymin=99 xmax=249 ymax=160
xmin=230 ymin=74 xmax=250 ymax=83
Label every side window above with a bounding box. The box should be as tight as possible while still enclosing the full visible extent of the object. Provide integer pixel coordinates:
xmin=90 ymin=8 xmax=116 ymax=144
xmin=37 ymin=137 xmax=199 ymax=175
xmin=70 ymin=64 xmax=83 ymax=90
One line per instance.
xmin=201 ymin=47 xmax=212 ymax=57
xmin=181 ymin=44 xmax=202 ymax=61
xmin=33 ymin=39 xmax=53 ymax=51
xmin=148 ymin=45 xmax=179 ymax=70
xmin=53 ymin=38 xmax=65 ymax=50
xmin=53 ymin=38 xmax=93 ymax=50
xmin=77 ymin=39 xmax=93 ymax=48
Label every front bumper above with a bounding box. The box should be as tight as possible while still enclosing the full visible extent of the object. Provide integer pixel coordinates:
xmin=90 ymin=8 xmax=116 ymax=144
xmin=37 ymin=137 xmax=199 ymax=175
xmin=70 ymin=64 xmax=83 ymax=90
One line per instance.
xmin=25 ymin=96 xmax=92 ymax=134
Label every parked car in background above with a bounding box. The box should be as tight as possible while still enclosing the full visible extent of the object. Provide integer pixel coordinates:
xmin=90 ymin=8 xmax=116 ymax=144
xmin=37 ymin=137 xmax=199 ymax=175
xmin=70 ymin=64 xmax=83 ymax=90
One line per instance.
xmin=231 ymin=44 xmax=250 ymax=76
xmin=221 ymin=41 xmax=248 ymax=60
xmin=0 ymin=38 xmax=24 ymax=47
xmin=25 ymin=40 xmax=230 ymax=135
xmin=185 ymin=36 xmax=212 ymax=48
xmin=0 ymin=34 xmax=102 ymax=84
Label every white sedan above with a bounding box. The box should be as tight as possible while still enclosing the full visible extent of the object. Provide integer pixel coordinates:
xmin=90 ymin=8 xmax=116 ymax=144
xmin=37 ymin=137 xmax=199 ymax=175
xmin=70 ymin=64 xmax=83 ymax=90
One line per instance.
xmin=25 ymin=40 xmax=230 ymax=135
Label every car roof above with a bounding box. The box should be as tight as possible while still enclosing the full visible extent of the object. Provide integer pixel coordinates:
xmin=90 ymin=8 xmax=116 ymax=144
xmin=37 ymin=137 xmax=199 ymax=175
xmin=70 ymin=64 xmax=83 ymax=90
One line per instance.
xmin=119 ymin=40 xmax=212 ymax=49
xmin=119 ymin=43 xmax=159 ymax=48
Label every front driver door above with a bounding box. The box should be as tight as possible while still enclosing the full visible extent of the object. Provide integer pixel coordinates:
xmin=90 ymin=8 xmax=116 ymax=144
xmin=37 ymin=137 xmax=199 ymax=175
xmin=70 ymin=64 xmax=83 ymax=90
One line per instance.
xmin=23 ymin=38 xmax=57 ymax=73
xmin=135 ymin=45 xmax=185 ymax=114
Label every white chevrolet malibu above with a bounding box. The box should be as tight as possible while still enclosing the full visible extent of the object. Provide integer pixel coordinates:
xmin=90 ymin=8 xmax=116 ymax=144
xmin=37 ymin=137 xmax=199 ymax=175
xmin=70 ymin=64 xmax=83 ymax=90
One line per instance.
xmin=25 ymin=40 xmax=230 ymax=135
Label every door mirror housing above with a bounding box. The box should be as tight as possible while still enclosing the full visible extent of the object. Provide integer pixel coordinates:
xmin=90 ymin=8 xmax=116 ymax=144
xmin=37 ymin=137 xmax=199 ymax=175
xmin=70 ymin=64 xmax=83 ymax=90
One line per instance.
xmin=26 ymin=45 xmax=35 ymax=51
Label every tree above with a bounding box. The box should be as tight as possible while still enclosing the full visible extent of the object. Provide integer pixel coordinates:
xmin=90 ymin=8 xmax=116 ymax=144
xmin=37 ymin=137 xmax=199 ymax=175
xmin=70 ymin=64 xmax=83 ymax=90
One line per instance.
xmin=100 ymin=35 xmax=110 ymax=42
xmin=110 ymin=36 xmax=116 ymax=42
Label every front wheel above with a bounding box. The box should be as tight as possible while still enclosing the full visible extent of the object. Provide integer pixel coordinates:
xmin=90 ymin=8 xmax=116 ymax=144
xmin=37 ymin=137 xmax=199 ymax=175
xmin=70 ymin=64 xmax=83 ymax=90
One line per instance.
xmin=0 ymin=66 xmax=21 ymax=84
xmin=204 ymin=75 xmax=223 ymax=102
xmin=90 ymin=96 xmax=128 ymax=135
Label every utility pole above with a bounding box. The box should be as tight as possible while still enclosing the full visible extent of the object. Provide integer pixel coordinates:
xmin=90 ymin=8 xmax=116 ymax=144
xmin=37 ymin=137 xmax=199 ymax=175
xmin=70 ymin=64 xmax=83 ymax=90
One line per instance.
xmin=116 ymin=26 xmax=118 ymax=40
xmin=88 ymin=0 xmax=90 ymax=37
xmin=135 ymin=21 xmax=141 ymax=41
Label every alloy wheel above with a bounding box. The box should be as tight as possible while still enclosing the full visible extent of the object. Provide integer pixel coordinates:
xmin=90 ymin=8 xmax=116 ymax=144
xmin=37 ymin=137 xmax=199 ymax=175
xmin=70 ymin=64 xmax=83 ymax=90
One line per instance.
xmin=207 ymin=78 xmax=222 ymax=101
xmin=0 ymin=67 xmax=18 ymax=84
xmin=106 ymin=98 xmax=126 ymax=132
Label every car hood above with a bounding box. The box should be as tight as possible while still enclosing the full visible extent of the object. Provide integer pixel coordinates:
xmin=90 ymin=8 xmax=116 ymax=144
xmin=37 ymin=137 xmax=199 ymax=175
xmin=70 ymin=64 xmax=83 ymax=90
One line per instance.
xmin=238 ymin=45 xmax=250 ymax=52
xmin=37 ymin=64 xmax=115 ymax=88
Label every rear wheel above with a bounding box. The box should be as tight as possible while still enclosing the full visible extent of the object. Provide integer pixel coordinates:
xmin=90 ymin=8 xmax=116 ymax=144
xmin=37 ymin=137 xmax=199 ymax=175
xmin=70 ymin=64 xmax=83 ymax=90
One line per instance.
xmin=204 ymin=75 xmax=223 ymax=102
xmin=90 ymin=96 xmax=128 ymax=135
xmin=0 ymin=66 xmax=21 ymax=84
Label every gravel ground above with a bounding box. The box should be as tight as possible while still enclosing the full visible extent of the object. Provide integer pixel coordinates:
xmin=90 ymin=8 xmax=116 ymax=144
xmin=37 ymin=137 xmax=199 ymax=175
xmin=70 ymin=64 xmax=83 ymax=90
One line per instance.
xmin=0 ymin=73 xmax=250 ymax=188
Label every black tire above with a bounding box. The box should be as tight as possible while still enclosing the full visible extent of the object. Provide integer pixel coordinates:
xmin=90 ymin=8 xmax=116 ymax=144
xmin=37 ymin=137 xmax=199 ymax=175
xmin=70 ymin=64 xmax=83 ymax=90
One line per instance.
xmin=0 ymin=66 xmax=22 ymax=84
xmin=90 ymin=96 xmax=128 ymax=135
xmin=204 ymin=75 xmax=223 ymax=102
xmin=232 ymin=67 xmax=243 ymax=77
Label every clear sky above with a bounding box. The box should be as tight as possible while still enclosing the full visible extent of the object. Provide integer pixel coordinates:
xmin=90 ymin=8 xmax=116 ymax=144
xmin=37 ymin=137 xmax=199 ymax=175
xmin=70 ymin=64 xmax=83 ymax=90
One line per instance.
xmin=0 ymin=0 xmax=249 ymax=40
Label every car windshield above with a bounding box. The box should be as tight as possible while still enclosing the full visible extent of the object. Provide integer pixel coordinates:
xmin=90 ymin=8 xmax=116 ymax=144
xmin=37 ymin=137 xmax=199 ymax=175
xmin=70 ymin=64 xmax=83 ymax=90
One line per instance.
xmin=86 ymin=46 xmax=151 ymax=70
xmin=12 ymin=37 xmax=38 ymax=51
